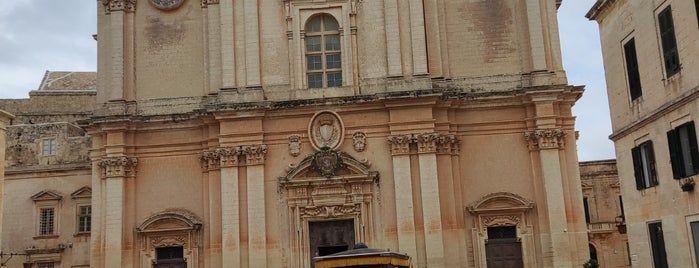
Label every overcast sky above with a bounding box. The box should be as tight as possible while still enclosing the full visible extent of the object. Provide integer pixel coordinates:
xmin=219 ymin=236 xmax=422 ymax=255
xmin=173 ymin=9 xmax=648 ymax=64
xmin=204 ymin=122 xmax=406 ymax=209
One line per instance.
xmin=0 ymin=0 xmax=615 ymax=161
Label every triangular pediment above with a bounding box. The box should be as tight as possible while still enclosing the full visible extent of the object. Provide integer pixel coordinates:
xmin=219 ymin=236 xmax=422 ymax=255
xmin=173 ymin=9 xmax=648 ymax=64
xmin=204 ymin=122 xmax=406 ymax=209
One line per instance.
xmin=31 ymin=190 xmax=63 ymax=201
xmin=71 ymin=186 xmax=92 ymax=199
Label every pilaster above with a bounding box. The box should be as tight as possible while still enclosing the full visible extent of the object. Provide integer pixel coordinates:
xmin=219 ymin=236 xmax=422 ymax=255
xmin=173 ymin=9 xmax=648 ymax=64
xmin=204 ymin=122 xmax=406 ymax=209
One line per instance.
xmin=243 ymin=144 xmax=268 ymax=268
xmin=217 ymin=146 xmax=242 ymax=267
xmin=98 ymin=156 xmax=138 ymax=268
xmin=525 ymin=128 xmax=572 ymax=267
xmin=386 ymin=134 xmax=417 ymax=261
xmin=415 ymin=133 xmax=444 ymax=267
xmin=384 ymin=0 xmax=402 ymax=77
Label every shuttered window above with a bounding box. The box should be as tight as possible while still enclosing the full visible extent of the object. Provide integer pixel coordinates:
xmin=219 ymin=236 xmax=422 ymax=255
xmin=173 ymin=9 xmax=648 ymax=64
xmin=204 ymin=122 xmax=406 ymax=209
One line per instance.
xmin=667 ymin=121 xmax=699 ymax=179
xmin=632 ymin=141 xmax=658 ymax=190
xmin=658 ymin=6 xmax=680 ymax=77
xmin=623 ymin=38 xmax=642 ymax=100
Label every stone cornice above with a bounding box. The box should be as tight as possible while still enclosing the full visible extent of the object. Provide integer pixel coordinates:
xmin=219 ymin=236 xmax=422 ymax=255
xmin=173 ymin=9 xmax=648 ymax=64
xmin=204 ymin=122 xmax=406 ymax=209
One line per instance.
xmin=102 ymin=0 xmax=136 ymax=13
xmin=609 ymin=85 xmax=699 ymax=141
xmin=98 ymin=156 xmax=138 ymax=178
xmin=524 ymin=128 xmax=567 ymax=150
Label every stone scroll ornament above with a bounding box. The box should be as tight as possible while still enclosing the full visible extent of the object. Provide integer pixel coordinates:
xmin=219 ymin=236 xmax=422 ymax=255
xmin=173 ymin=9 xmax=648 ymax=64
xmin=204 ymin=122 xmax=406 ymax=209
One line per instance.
xmin=308 ymin=111 xmax=344 ymax=151
xmin=149 ymin=0 xmax=185 ymax=10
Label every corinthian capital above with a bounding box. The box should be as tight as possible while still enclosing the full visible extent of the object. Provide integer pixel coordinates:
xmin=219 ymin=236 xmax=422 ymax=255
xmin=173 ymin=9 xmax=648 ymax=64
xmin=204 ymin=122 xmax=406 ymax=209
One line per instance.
xmin=200 ymin=150 xmax=220 ymax=171
xmin=416 ymin=133 xmax=440 ymax=154
xmin=242 ymin=144 xmax=268 ymax=166
xmin=524 ymin=128 xmax=567 ymax=150
xmin=98 ymin=156 xmax=138 ymax=178
xmin=216 ymin=146 xmax=242 ymax=167
xmin=102 ymin=0 xmax=136 ymax=13
xmin=386 ymin=134 xmax=415 ymax=155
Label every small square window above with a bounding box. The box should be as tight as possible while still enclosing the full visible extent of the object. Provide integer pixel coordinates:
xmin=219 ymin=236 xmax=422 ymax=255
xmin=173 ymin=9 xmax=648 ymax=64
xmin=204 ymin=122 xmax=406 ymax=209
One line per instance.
xmin=306 ymin=36 xmax=321 ymax=52
xmin=42 ymin=138 xmax=57 ymax=156
xmin=325 ymin=35 xmax=340 ymax=51
xmin=326 ymin=54 xmax=341 ymax=69
xmin=307 ymin=55 xmax=323 ymax=71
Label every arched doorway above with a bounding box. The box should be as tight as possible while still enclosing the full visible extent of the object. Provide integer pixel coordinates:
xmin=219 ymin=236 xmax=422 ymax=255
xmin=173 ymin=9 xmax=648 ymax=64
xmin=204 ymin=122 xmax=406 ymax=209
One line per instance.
xmin=589 ymin=244 xmax=598 ymax=261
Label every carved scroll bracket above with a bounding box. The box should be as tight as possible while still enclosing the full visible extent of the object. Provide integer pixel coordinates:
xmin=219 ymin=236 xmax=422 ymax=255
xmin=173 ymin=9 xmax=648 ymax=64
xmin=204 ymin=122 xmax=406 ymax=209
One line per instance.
xmin=98 ymin=156 xmax=138 ymax=179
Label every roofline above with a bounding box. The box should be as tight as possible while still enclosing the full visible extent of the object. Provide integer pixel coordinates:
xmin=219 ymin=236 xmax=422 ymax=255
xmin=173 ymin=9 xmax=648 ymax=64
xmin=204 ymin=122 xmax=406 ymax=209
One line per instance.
xmin=585 ymin=0 xmax=615 ymax=20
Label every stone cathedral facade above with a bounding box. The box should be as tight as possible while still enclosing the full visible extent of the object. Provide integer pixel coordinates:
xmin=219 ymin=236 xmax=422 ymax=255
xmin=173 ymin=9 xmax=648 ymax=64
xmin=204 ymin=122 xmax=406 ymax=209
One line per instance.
xmin=1 ymin=0 xmax=589 ymax=267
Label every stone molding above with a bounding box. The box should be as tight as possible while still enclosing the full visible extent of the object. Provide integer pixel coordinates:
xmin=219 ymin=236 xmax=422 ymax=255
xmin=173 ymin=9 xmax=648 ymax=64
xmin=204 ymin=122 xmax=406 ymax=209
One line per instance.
xmin=102 ymin=0 xmax=136 ymax=13
xmin=481 ymin=215 xmax=521 ymax=230
xmin=524 ymin=128 xmax=567 ymax=150
xmin=98 ymin=156 xmax=138 ymax=178
xmin=387 ymin=133 xmax=460 ymax=155
xmin=202 ymin=144 xmax=268 ymax=169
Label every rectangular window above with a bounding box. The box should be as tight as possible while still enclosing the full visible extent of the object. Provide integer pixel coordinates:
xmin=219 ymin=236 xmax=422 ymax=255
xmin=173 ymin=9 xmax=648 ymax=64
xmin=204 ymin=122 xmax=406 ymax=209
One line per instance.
xmin=695 ymin=0 xmax=699 ymax=27
xmin=619 ymin=195 xmax=625 ymax=218
xmin=632 ymin=141 xmax=658 ymax=189
xmin=37 ymin=263 xmax=54 ymax=268
xmin=326 ymin=72 xmax=342 ymax=88
xmin=307 ymin=73 xmax=323 ymax=89
xmin=78 ymin=205 xmax=91 ymax=233
xmin=42 ymin=138 xmax=57 ymax=156
xmin=623 ymin=38 xmax=642 ymax=100
xmin=39 ymin=207 xmax=55 ymax=236
xmin=583 ymin=197 xmax=591 ymax=223
xmin=667 ymin=121 xmax=699 ymax=179
xmin=658 ymin=6 xmax=680 ymax=77
xmin=692 ymin=221 xmax=699 ymax=266
xmin=649 ymin=222 xmax=669 ymax=268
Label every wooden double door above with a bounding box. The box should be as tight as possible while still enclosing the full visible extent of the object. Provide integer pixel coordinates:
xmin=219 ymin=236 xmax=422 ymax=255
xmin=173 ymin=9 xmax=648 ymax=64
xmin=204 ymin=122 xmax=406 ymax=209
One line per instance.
xmin=485 ymin=226 xmax=524 ymax=268
xmin=309 ymin=219 xmax=355 ymax=259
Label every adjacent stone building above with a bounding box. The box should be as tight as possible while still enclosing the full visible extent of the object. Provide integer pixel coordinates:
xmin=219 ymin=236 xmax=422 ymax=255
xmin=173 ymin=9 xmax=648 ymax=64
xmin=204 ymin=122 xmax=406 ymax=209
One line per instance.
xmin=588 ymin=0 xmax=699 ymax=267
xmin=580 ymin=160 xmax=630 ymax=268
xmin=2 ymin=0 xmax=591 ymax=267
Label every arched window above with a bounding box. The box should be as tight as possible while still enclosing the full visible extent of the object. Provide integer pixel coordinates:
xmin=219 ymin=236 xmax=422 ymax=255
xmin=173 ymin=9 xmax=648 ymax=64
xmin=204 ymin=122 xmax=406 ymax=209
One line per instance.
xmin=305 ymin=14 xmax=341 ymax=88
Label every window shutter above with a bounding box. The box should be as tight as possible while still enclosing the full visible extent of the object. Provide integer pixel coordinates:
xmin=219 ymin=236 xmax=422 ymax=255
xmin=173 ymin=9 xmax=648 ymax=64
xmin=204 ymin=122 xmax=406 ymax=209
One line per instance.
xmin=632 ymin=146 xmax=644 ymax=190
xmin=667 ymin=129 xmax=683 ymax=179
xmin=647 ymin=141 xmax=658 ymax=185
xmin=686 ymin=121 xmax=699 ymax=175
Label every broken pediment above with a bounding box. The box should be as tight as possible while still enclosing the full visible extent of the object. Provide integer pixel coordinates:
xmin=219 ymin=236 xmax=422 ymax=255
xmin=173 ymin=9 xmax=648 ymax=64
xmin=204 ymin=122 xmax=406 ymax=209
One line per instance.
xmin=31 ymin=190 xmax=63 ymax=202
xmin=70 ymin=186 xmax=92 ymax=199
xmin=136 ymin=209 xmax=202 ymax=233
xmin=279 ymin=150 xmax=378 ymax=184
xmin=468 ymin=192 xmax=534 ymax=214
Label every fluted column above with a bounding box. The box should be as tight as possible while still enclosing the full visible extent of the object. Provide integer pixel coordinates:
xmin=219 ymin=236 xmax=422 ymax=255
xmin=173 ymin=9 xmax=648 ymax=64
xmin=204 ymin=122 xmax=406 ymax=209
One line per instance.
xmin=386 ymin=135 xmax=418 ymax=260
xmin=98 ymin=156 xmax=138 ymax=268
xmin=243 ymin=144 xmax=268 ymax=267
xmin=218 ymin=146 xmax=242 ymax=267
xmin=415 ymin=133 xmax=444 ymax=266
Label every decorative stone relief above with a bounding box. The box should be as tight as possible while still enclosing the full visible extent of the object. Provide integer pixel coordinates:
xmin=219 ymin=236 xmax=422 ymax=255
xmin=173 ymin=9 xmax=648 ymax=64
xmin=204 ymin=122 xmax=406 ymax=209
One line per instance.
xmin=151 ymin=235 xmax=187 ymax=247
xmin=311 ymin=148 xmax=343 ymax=178
xmin=98 ymin=156 xmax=138 ymax=178
xmin=149 ymin=0 xmax=185 ymax=11
xmin=386 ymin=134 xmax=414 ymax=155
xmin=200 ymin=0 xmax=219 ymax=8
xmin=524 ymin=128 xmax=567 ymax=150
xmin=216 ymin=146 xmax=242 ymax=167
xmin=482 ymin=215 xmax=521 ymax=231
xmin=242 ymin=144 xmax=268 ymax=165
xmin=309 ymin=111 xmax=344 ymax=150
xmin=102 ymin=0 xmax=136 ymax=13
xmin=200 ymin=150 xmax=220 ymax=170
xmin=289 ymin=134 xmax=302 ymax=157
xmin=352 ymin=132 xmax=366 ymax=152
xmin=300 ymin=204 xmax=361 ymax=218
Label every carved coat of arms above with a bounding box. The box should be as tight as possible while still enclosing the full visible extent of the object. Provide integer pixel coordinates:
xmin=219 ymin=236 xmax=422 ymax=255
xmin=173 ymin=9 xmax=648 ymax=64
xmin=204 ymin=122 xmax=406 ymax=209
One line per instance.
xmin=312 ymin=148 xmax=343 ymax=178
xmin=308 ymin=111 xmax=344 ymax=150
